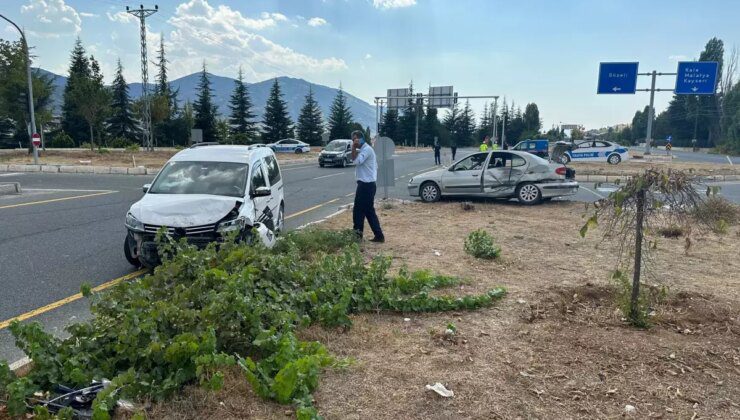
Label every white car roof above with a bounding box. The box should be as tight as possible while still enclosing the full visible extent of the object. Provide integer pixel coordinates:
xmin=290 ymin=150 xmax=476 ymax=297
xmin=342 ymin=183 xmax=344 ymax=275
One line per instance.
xmin=169 ymin=145 xmax=272 ymax=164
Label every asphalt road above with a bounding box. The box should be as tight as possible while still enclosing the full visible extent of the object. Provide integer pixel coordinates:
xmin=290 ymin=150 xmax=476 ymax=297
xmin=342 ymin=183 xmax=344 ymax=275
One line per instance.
xmin=1 ymin=149 xmax=738 ymax=364
xmin=633 ymin=146 xmax=740 ymax=165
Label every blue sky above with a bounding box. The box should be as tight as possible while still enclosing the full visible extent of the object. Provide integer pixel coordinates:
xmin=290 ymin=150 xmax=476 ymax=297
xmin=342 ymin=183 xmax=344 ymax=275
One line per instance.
xmin=3 ymin=0 xmax=739 ymax=130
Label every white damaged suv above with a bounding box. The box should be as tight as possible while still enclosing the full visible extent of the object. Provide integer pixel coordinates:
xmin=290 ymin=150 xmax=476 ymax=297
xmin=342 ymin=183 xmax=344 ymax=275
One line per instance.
xmin=124 ymin=144 xmax=284 ymax=268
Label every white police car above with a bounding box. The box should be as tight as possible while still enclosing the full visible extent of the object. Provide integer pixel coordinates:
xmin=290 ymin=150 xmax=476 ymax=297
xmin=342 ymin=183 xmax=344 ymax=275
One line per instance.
xmin=558 ymin=140 xmax=630 ymax=165
xmin=267 ymin=138 xmax=311 ymax=154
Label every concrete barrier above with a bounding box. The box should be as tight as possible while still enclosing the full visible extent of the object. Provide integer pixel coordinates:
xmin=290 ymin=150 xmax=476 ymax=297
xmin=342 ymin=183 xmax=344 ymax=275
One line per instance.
xmin=145 ymin=167 xmax=161 ymax=175
xmin=59 ymin=165 xmax=77 ymax=173
xmin=41 ymin=165 xmax=60 ymax=173
xmin=0 ymin=164 xmax=8 ymax=172
xmin=128 ymin=167 xmax=146 ymax=175
xmin=93 ymin=166 xmax=111 ymax=174
xmin=74 ymin=166 xmax=95 ymax=173
xmin=0 ymin=182 xmax=21 ymax=195
xmin=110 ymin=167 xmax=128 ymax=174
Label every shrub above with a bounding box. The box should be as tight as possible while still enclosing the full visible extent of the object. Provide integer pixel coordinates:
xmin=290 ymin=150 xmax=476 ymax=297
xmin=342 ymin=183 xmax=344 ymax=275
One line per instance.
xmin=108 ymin=137 xmax=132 ymax=148
xmin=96 ymin=147 xmax=110 ymax=154
xmin=656 ymin=225 xmax=684 ymax=238
xmin=464 ymin=229 xmax=501 ymax=259
xmin=694 ymin=196 xmax=738 ymax=234
xmin=125 ymin=143 xmax=140 ymax=153
xmin=48 ymin=131 xmax=74 ymax=148
xmin=79 ymin=142 xmax=92 ymax=150
xmin=0 ymin=229 xmax=506 ymax=418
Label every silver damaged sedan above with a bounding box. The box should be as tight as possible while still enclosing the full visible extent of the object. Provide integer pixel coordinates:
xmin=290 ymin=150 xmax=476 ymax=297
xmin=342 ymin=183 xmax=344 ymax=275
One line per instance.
xmin=408 ymin=150 xmax=578 ymax=205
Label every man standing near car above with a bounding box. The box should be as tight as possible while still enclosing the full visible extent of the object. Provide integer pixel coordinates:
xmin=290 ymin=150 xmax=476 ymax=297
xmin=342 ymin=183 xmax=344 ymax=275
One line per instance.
xmin=351 ymin=130 xmax=385 ymax=242
xmin=433 ymin=138 xmax=441 ymax=165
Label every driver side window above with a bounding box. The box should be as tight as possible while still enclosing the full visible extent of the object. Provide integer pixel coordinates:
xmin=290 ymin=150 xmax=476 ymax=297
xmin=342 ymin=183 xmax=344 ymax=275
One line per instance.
xmin=452 ymin=153 xmax=487 ymax=171
xmin=251 ymin=163 xmax=267 ymax=192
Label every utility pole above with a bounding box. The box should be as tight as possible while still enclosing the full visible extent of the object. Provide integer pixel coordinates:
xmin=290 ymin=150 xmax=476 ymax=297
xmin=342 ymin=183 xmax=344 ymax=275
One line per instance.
xmin=637 ymin=70 xmax=675 ymax=155
xmin=1 ymin=14 xmax=38 ymax=164
xmin=501 ymin=111 xmax=507 ymax=148
xmin=126 ymin=5 xmax=158 ymax=151
xmin=491 ymin=97 xmax=499 ymax=147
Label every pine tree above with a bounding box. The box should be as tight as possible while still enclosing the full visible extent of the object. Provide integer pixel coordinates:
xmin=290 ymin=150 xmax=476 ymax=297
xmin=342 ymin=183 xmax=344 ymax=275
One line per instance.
xmin=193 ymin=62 xmax=218 ymax=142
xmin=228 ymin=67 xmax=258 ymax=142
xmin=443 ymin=103 xmax=460 ymax=146
xmin=399 ymin=82 xmax=417 ymax=145
xmin=296 ymin=86 xmax=324 ymax=145
xmin=328 ymin=86 xmax=353 ymax=140
xmin=107 ymin=59 xmax=137 ymax=142
xmin=154 ymin=34 xmax=177 ymax=117
xmin=261 ymin=79 xmax=294 ymax=143
xmin=422 ymin=106 xmax=440 ymax=146
xmin=61 ymin=38 xmax=92 ymax=145
xmin=380 ymin=108 xmax=400 ymax=141
xmin=459 ymin=100 xmax=476 ymax=146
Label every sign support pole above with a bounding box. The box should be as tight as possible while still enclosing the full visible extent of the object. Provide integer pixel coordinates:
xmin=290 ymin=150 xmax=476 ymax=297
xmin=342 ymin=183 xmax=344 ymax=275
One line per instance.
xmin=645 ymin=70 xmax=657 ymax=155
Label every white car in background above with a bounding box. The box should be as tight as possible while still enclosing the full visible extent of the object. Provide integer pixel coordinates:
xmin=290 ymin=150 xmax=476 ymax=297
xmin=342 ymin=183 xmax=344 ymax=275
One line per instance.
xmin=267 ymin=138 xmax=311 ymax=154
xmin=557 ymin=140 xmax=630 ymax=165
xmin=124 ymin=144 xmax=284 ymax=268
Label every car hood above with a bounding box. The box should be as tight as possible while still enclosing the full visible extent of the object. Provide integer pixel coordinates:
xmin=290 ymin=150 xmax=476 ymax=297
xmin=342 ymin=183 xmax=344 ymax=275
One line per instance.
xmin=411 ymin=168 xmax=446 ymax=182
xmin=130 ymin=194 xmax=243 ymax=227
xmin=321 ymin=150 xmax=345 ymax=155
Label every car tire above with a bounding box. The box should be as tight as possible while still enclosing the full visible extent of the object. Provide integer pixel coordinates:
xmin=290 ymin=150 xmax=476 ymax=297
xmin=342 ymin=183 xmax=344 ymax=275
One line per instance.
xmin=124 ymin=234 xmax=141 ymax=267
xmin=559 ymin=154 xmax=571 ymax=164
xmin=340 ymin=158 xmax=346 ymax=168
xmin=319 ymin=163 xmax=325 ymax=167
xmin=608 ymin=154 xmax=621 ymax=165
xmin=276 ymin=202 xmax=285 ymax=234
xmin=516 ymin=183 xmax=542 ymax=205
xmin=295 ymin=148 xmax=303 ymax=154
xmin=420 ymin=181 xmax=441 ymax=203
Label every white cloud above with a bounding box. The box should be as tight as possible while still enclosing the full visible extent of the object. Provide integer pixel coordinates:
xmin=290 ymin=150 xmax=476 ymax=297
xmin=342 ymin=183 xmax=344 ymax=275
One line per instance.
xmin=165 ymin=0 xmax=347 ymax=80
xmin=307 ymin=17 xmax=327 ymax=27
xmin=364 ymin=53 xmax=372 ymax=59
xmin=20 ymin=0 xmax=81 ymax=38
xmin=107 ymin=11 xmax=137 ymax=24
xmin=373 ymin=0 xmax=417 ymax=10
xmin=79 ymin=12 xmax=98 ymax=18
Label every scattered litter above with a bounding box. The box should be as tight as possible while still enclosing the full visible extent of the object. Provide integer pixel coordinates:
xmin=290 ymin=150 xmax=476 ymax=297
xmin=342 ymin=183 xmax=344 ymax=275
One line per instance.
xmin=669 ymin=353 xmax=676 ymax=359
xmin=28 ymin=379 xmax=111 ymax=418
xmin=519 ymin=371 xmax=535 ymax=378
xmin=624 ymin=404 xmax=637 ymax=414
xmin=433 ymin=250 xmax=441 ymax=256
xmin=516 ymin=298 xmax=527 ymax=304
xmin=404 ymin=318 xmax=411 ymax=322
xmin=426 ymin=382 xmax=454 ymax=398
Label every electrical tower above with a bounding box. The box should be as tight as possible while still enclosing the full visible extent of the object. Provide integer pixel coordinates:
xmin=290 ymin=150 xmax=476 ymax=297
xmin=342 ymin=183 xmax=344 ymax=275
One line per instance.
xmin=126 ymin=5 xmax=158 ymax=151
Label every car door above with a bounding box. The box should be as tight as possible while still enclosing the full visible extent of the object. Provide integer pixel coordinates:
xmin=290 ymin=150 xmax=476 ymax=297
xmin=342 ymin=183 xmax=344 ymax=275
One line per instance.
xmin=571 ymin=141 xmax=597 ymax=161
xmin=249 ymin=161 xmax=273 ymax=227
xmin=263 ymin=154 xmax=283 ymax=222
xmin=592 ymin=141 xmax=611 ymax=160
xmin=483 ymin=152 xmax=528 ymax=196
xmin=441 ymin=152 xmax=489 ymax=194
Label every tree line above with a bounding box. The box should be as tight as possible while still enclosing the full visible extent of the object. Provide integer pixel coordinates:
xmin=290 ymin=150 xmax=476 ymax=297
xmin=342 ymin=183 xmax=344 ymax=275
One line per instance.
xmin=378 ymin=82 xmax=543 ymax=147
xmin=624 ymin=37 xmax=739 ymax=153
xmin=0 ymin=37 xmax=371 ymax=149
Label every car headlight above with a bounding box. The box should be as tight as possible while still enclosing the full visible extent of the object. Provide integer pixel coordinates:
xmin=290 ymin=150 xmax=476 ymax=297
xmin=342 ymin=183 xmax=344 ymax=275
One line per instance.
xmin=408 ymin=177 xmax=415 ymax=184
xmin=125 ymin=212 xmax=144 ymax=232
xmin=217 ymin=216 xmax=247 ymax=233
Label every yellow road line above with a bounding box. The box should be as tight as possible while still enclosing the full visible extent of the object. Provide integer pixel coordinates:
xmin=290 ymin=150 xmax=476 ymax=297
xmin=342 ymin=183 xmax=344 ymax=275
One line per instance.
xmin=0 ymin=268 xmax=147 ymax=330
xmin=0 ymin=191 xmax=115 ymax=210
xmin=285 ymin=198 xmax=340 ymax=220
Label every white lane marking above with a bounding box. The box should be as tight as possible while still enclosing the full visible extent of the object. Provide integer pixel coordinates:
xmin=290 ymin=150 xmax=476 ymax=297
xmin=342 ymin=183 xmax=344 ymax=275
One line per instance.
xmin=312 ymin=172 xmax=344 ymax=180
xmin=580 ymin=185 xmax=606 ymax=199
xmin=0 ymin=173 xmax=23 ymax=177
xmin=23 ymin=188 xmax=115 ymax=192
xmin=728 ymin=155 xmax=734 ymax=165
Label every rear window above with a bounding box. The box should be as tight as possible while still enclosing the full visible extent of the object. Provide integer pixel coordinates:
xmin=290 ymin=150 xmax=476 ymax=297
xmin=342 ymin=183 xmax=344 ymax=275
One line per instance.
xmin=264 ymin=155 xmax=281 ymax=185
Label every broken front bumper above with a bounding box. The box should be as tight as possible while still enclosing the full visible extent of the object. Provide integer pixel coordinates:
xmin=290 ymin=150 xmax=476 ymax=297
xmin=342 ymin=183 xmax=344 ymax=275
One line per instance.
xmin=537 ymin=180 xmax=579 ymax=198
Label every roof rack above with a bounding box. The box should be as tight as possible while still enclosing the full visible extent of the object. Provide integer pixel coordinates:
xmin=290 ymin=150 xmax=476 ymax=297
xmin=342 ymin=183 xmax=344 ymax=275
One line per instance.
xmin=189 ymin=142 xmax=220 ymax=148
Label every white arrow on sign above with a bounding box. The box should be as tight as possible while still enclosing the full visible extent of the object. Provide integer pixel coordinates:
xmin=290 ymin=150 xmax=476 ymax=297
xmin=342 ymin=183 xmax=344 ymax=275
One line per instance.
xmin=612 ymin=86 xmax=621 ymax=92
xmin=691 ymin=86 xmax=699 ymax=92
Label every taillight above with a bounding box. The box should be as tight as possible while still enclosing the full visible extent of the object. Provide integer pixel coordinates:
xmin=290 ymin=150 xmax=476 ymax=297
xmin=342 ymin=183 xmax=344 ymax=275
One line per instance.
xmin=555 ymin=166 xmax=567 ymax=176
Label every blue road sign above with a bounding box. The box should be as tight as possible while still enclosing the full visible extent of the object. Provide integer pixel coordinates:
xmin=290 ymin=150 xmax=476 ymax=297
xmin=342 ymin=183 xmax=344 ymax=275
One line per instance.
xmin=597 ymin=62 xmax=639 ymax=94
xmin=675 ymin=61 xmax=718 ymax=95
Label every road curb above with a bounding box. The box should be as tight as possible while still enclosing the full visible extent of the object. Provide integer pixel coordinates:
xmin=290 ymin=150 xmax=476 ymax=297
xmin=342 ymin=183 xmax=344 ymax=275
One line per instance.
xmin=0 ymin=182 xmax=22 ymax=195
xmin=9 ymin=356 xmax=32 ymax=376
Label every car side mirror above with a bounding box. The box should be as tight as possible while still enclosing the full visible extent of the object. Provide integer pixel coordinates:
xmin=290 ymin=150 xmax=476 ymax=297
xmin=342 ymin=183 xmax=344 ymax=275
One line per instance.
xmin=142 ymin=184 xmax=151 ymax=193
xmin=251 ymin=186 xmax=271 ymax=197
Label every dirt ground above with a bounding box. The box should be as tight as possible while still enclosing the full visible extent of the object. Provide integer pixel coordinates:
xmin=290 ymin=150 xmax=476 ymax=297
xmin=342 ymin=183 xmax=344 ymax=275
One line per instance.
xmin=569 ymin=159 xmax=740 ymax=177
xmin=0 ymin=149 xmax=318 ymax=168
xmin=140 ymin=200 xmax=739 ymax=419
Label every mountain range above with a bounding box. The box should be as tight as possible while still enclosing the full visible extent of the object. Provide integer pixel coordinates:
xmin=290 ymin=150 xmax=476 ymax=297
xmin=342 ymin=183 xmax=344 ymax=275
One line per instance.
xmin=37 ymin=69 xmax=377 ymax=130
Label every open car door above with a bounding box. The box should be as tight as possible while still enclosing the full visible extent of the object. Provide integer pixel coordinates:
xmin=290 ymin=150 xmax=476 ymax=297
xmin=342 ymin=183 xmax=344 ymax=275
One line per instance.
xmin=483 ymin=152 xmax=527 ymax=196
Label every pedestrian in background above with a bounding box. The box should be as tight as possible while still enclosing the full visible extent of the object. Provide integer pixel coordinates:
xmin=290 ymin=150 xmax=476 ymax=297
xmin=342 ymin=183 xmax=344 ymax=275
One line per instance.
xmin=351 ymin=130 xmax=384 ymax=243
xmin=433 ymin=138 xmax=441 ymax=165
xmin=480 ymin=135 xmax=490 ymax=152
xmin=451 ymin=144 xmax=457 ymax=161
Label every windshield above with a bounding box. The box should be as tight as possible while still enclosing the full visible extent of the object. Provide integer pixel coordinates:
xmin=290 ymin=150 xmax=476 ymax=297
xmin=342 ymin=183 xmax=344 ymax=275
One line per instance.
xmin=149 ymin=161 xmax=249 ymax=198
xmin=325 ymin=141 xmax=348 ymax=151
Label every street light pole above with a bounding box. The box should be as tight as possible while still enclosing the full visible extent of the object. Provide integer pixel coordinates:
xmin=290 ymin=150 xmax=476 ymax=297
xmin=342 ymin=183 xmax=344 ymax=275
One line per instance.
xmin=1 ymin=14 xmax=38 ymax=164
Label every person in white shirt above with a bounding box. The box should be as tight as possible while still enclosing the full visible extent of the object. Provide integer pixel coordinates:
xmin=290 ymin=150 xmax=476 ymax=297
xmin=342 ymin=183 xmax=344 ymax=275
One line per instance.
xmin=350 ymin=130 xmax=384 ymax=242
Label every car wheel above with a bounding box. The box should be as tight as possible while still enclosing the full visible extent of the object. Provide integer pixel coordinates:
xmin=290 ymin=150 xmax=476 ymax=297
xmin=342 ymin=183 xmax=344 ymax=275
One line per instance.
xmin=319 ymin=163 xmax=325 ymax=167
xmin=420 ymin=181 xmax=441 ymax=203
xmin=275 ymin=203 xmax=285 ymax=234
xmin=295 ymin=148 xmax=303 ymax=154
xmin=608 ymin=154 xmax=621 ymax=165
xmin=340 ymin=158 xmax=346 ymax=168
xmin=124 ymin=234 xmax=141 ymax=267
xmin=516 ymin=183 xmax=542 ymax=205
xmin=559 ymin=154 xmax=571 ymax=164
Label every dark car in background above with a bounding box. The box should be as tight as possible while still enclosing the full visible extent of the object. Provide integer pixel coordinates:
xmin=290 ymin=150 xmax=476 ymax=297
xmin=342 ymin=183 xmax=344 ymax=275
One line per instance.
xmin=511 ymin=139 xmax=550 ymax=159
xmin=318 ymin=139 xmax=353 ymax=167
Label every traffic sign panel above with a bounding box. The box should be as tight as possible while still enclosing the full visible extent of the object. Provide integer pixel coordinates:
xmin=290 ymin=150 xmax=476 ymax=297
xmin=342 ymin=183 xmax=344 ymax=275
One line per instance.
xmin=597 ymin=62 xmax=639 ymax=94
xmin=675 ymin=61 xmax=718 ymax=95
xmin=31 ymin=133 xmax=41 ymax=147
